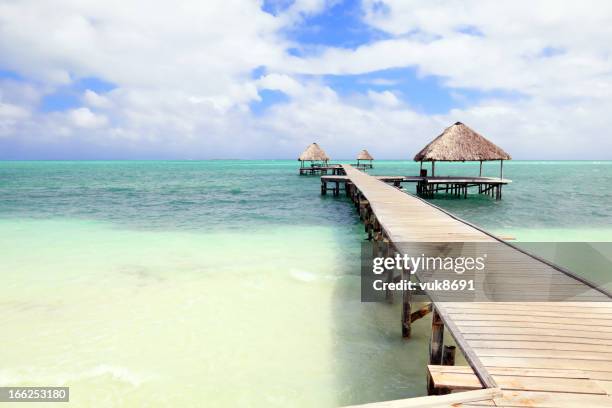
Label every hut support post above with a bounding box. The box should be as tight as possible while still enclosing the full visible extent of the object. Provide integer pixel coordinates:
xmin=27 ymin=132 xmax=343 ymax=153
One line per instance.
xmin=479 ymin=161 xmax=483 ymax=193
xmin=500 ymin=160 xmax=504 ymax=180
xmin=427 ymin=308 xmax=444 ymax=395
xmin=431 ymin=161 xmax=435 ymax=177
xmin=401 ymin=267 xmax=411 ymax=338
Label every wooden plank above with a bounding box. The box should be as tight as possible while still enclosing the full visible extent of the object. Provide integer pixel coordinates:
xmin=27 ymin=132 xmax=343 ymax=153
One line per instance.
xmin=445 ymin=307 xmax=612 ymax=320
xmin=454 ymin=319 xmax=612 ymax=336
xmin=430 ymin=366 xmax=590 ymax=379
xmin=595 ymin=380 xmax=612 ymax=395
xmin=479 ymin=356 xmax=612 ymax=373
xmin=341 ymin=388 xmax=501 ymax=408
xmin=492 ymin=390 xmax=611 ymax=408
xmin=454 ymin=325 xmax=612 ymax=340
xmin=462 ymin=334 xmax=612 ymax=346
xmin=473 ymin=348 xmax=612 ymax=361
xmin=428 ymin=367 xmax=607 ymax=395
xmin=468 ymin=340 xmax=612 ymax=353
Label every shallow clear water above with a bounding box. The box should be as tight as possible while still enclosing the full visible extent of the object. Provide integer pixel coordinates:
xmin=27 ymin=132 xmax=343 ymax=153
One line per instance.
xmin=0 ymin=160 xmax=611 ymax=407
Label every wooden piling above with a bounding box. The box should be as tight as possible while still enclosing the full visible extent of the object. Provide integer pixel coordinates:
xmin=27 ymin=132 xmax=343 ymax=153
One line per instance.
xmin=430 ymin=308 xmax=444 ymax=365
xmin=427 ymin=307 xmax=445 ymax=395
xmin=385 ymin=245 xmax=394 ymax=304
xmin=401 ymin=267 xmax=411 ymax=337
xmin=442 ymin=345 xmax=456 ymax=366
xmin=438 ymin=345 xmax=457 ymax=395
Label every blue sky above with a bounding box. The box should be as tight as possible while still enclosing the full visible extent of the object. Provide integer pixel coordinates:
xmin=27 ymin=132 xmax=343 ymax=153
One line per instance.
xmin=0 ymin=0 xmax=611 ymax=159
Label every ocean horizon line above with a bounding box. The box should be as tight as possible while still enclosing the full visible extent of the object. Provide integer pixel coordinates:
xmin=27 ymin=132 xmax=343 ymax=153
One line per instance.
xmin=2 ymin=158 xmax=612 ymax=162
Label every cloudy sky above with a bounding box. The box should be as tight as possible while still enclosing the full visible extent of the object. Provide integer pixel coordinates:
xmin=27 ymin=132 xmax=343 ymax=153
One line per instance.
xmin=1 ymin=0 xmax=612 ymax=159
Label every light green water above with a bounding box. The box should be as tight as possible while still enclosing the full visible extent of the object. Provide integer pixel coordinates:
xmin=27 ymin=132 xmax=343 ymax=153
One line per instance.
xmin=0 ymin=161 xmax=611 ymax=407
xmin=0 ymin=219 xmax=434 ymax=407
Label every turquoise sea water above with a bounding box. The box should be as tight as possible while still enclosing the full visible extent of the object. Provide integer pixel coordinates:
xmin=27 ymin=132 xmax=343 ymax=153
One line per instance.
xmin=1 ymin=160 xmax=611 ymax=407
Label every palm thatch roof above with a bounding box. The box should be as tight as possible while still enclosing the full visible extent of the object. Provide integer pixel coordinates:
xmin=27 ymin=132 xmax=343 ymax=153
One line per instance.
xmin=356 ymin=149 xmax=374 ymax=160
xmin=414 ymin=122 xmax=511 ymax=162
xmin=298 ymin=143 xmax=330 ymax=161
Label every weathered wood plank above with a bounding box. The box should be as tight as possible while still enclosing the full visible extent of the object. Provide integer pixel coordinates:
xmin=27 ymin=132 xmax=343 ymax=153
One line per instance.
xmin=492 ymin=390 xmax=611 ymax=408
xmin=468 ymin=340 xmax=612 ymax=353
xmin=428 ymin=366 xmax=607 ymax=394
xmin=462 ymin=333 xmax=612 ymax=346
xmin=478 ymin=356 xmax=612 ymax=372
xmin=341 ymin=388 xmax=501 ymax=408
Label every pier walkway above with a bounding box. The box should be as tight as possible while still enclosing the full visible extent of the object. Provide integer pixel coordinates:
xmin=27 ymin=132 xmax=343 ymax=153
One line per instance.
xmin=339 ymin=165 xmax=612 ymax=408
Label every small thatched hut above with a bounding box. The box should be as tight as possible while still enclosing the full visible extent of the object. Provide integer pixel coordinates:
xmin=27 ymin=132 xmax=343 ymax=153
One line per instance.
xmin=298 ymin=142 xmax=330 ymax=168
xmin=356 ymin=149 xmax=374 ymax=168
xmin=414 ymin=122 xmax=511 ymax=178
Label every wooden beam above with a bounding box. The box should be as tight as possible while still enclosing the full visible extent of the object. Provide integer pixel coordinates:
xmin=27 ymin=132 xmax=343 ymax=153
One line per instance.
xmin=410 ymin=303 xmax=432 ymax=323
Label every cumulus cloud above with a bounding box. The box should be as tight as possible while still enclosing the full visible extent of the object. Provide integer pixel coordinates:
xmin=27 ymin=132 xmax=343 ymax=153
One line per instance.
xmin=69 ymin=107 xmax=108 ymax=128
xmin=83 ymin=90 xmax=112 ymax=109
xmin=0 ymin=0 xmax=611 ymax=159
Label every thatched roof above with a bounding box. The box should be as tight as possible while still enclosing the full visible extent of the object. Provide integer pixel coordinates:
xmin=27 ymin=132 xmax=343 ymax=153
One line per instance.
xmin=298 ymin=143 xmax=330 ymax=161
xmin=414 ymin=122 xmax=511 ymax=162
xmin=357 ymin=149 xmax=374 ymax=160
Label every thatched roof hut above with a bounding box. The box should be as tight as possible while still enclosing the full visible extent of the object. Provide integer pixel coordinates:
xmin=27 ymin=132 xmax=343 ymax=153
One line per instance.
xmin=414 ymin=122 xmax=510 ymax=162
xmin=414 ymin=122 xmax=511 ymax=178
xmin=356 ymin=149 xmax=374 ymax=161
xmin=298 ymin=143 xmax=330 ymax=167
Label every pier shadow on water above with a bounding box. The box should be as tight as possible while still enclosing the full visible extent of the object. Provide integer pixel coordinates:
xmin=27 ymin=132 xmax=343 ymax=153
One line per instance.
xmin=326 ymin=198 xmax=431 ymax=407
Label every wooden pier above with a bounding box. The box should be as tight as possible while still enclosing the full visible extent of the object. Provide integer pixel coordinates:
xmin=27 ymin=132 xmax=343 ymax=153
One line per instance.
xmin=321 ymin=174 xmax=511 ymax=200
xmin=299 ymin=164 xmax=344 ymax=175
xmin=413 ymin=176 xmax=510 ymax=200
xmin=334 ymin=165 xmax=612 ymax=408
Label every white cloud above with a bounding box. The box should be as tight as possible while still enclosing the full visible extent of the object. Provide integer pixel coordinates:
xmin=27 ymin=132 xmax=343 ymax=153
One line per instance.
xmin=69 ymin=107 xmax=108 ymax=128
xmin=83 ymin=90 xmax=112 ymax=109
xmin=0 ymin=0 xmax=611 ymax=158
xmin=367 ymin=90 xmax=400 ymax=108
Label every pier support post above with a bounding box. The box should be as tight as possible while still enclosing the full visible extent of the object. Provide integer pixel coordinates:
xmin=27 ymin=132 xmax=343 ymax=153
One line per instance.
xmin=385 ymin=245 xmax=394 ymax=304
xmin=334 ymin=181 xmax=340 ymax=196
xmin=427 ymin=307 xmax=445 ymax=395
xmin=429 ymin=308 xmax=444 ymax=364
xmin=442 ymin=345 xmax=456 ymax=366
xmin=438 ymin=345 xmax=457 ymax=395
xmin=321 ymin=180 xmax=327 ymax=195
xmin=401 ymin=267 xmax=411 ymax=337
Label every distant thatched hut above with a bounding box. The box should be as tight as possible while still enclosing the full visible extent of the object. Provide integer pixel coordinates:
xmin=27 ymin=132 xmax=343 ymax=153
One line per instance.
xmin=298 ymin=142 xmax=330 ymax=168
xmin=356 ymin=149 xmax=374 ymax=169
xmin=414 ymin=122 xmax=511 ymax=178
